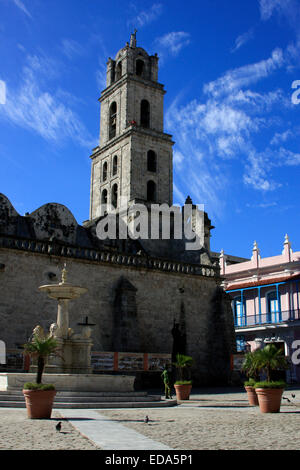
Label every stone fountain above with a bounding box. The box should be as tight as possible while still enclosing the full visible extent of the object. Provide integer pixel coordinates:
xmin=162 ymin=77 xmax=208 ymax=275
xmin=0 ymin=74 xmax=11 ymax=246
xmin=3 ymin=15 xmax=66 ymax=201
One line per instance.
xmin=0 ymin=264 xmax=136 ymax=393
xmin=38 ymin=263 xmax=93 ymax=374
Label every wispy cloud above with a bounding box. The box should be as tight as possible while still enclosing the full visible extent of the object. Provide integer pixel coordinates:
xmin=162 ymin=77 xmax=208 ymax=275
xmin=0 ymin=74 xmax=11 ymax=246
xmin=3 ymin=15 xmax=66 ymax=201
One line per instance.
xmin=166 ymin=40 xmax=300 ymax=217
xmin=12 ymin=0 xmax=31 ymax=18
xmin=231 ymin=28 xmax=254 ymax=53
xmin=0 ymin=80 xmax=6 ymax=104
xmin=155 ymin=31 xmax=191 ymax=58
xmin=0 ymin=54 xmax=95 ymax=148
xmin=128 ymin=3 xmax=163 ymax=28
xmin=204 ymin=48 xmax=284 ymax=97
xmin=270 ymin=129 xmax=293 ymax=145
xmin=61 ymin=39 xmax=85 ymax=60
xmin=259 ymin=0 xmax=300 ymax=37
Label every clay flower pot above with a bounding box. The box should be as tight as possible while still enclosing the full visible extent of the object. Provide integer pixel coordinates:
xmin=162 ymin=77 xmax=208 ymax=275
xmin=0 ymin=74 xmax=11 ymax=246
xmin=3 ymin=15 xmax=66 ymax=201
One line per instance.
xmin=245 ymin=386 xmax=259 ymax=406
xmin=174 ymin=383 xmax=192 ymax=400
xmin=23 ymin=389 xmax=57 ymax=419
xmin=255 ymin=388 xmax=284 ymax=413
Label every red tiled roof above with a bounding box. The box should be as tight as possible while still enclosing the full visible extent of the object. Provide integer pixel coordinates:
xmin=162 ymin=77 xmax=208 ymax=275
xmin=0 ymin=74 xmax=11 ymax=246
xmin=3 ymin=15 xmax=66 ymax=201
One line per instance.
xmin=226 ymin=273 xmax=300 ymax=291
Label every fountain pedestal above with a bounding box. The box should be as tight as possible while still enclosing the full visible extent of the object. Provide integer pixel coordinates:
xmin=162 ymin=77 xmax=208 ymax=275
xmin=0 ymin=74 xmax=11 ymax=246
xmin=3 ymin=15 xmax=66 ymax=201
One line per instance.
xmin=37 ymin=266 xmax=93 ymax=374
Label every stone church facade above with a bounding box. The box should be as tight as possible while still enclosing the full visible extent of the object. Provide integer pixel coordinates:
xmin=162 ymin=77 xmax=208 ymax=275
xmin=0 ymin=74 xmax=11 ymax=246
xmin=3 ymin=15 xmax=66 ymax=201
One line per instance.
xmin=0 ymin=33 xmax=236 ymax=385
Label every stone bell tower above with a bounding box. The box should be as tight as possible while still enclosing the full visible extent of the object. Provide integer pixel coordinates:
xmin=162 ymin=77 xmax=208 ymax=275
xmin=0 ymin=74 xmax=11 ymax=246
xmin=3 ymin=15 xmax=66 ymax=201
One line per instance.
xmin=89 ymin=31 xmax=174 ymax=220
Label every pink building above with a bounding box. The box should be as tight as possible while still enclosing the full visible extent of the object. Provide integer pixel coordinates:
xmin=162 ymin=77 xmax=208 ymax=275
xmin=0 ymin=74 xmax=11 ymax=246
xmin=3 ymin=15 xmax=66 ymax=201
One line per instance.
xmin=220 ymin=235 xmax=300 ymax=383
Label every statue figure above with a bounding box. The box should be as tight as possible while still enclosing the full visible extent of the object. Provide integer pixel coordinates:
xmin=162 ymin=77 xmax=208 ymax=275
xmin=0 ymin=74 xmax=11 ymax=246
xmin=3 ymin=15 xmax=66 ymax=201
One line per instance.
xmin=49 ymin=322 xmax=58 ymax=337
xmin=61 ymin=263 xmax=67 ymax=284
xmin=32 ymin=325 xmax=45 ymax=339
xmin=161 ymin=364 xmax=172 ymax=399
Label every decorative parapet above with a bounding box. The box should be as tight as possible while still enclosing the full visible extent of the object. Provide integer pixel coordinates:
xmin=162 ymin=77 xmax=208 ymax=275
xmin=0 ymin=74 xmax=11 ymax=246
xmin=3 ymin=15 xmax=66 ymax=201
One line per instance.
xmin=0 ymin=234 xmax=219 ymax=279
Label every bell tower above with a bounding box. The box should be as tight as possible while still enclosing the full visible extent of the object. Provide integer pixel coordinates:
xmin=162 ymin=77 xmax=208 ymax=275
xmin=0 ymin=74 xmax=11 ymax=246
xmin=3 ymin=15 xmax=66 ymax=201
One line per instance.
xmin=89 ymin=32 xmax=174 ymax=220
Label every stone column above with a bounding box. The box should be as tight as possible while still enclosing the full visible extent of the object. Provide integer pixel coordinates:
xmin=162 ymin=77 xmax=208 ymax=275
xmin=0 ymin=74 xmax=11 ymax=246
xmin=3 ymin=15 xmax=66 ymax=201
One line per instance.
xmin=57 ymin=299 xmax=70 ymax=339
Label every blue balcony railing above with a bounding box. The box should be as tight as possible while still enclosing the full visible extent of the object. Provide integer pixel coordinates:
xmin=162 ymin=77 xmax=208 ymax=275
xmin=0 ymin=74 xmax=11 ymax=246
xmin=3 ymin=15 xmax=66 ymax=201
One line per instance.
xmin=234 ymin=308 xmax=300 ymax=327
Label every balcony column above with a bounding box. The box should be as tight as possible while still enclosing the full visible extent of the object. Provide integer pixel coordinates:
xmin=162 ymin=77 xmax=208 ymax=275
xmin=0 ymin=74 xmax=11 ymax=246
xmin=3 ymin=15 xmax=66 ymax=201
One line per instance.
xmin=240 ymin=289 xmax=246 ymax=326
xmin=258 ymin=286 xmax=262 ymax=324
xmin=276 ymin=283 xmax=281 ymax=322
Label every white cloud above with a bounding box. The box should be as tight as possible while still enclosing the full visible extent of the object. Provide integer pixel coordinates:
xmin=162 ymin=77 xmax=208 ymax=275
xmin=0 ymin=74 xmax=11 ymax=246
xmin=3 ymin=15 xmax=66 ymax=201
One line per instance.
xmin=246 ymin=201 xmax=278 ymax=208
xmin=0 ymin=80 xmax=6 ymax=104
xmin=259 ymin=0 xmax=285 ymax=20
xmin=166 ymin=40 xmax=300 ymax=213
xmin=12 ymin=0 xmax=31 ymax=18
xmin=231 ymin=29 xmax=254 ymax=53
xmin=278 ymin=147 xmax=300 ymax=166
xmin=270 ymin=129 xmax=293 ymax=145
xmin=0 ymin=54 xmax=95 ymax=148
xmin=128 ymin=3 xmax=163 ymax=28
xmin=259 ymin=0 xmax=300 ymax=37
xmin=243 ymin=151 xmax=280 ymax=191
xmin=173 ymin=150 xmax=185 ymax=169
xmin=61 ymin=39 xmax=84 ymax=60
xmin=204 ymin=48 xmax=284 ymax=98
xmin=155 ymin=32 xmax=191 ymax=58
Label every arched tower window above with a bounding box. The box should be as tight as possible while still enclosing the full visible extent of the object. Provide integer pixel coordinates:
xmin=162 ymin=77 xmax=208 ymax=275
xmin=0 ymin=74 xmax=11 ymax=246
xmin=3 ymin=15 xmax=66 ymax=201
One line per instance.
xmin=112 ymin=155 xmax=118 ymax=176
xmin=147 ymin=150 xmax=156 ymax=172
xmin=136 ymin=59 xmax=144 ymax=77
xmin=140 ymin=99 xmax=150 ymax=128
xmin=102 ymin=161 xmax=108 ymax=181
xmin=109 ymin=102 xmax=117 ymax=139
xmin=111 ymin=183 xmax=118 ymax=208
xmin=147 ymin=180 xmax=156 ymax=202
xmin=101 ymin=188 xmax=108 ymax=205
xmin=116 ymin=61 xmax=122 ymax=81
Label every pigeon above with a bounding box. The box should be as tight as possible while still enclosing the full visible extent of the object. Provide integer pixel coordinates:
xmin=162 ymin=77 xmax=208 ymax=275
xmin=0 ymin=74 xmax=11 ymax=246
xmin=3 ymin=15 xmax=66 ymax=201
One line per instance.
xmin=56 ymin=422 xmax=62 ymax=432
xmin=144 ymin=415 xmax=149 ymax=424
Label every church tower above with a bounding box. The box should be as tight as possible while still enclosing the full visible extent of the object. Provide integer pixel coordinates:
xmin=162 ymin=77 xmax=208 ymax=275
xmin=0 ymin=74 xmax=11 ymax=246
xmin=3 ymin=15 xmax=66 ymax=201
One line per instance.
xmin=89 ymin=32 xmax=174 ymax=220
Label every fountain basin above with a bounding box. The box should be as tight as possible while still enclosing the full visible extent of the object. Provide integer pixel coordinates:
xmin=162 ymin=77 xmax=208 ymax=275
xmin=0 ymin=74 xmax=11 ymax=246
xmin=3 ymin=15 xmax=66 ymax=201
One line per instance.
xmin=39 ymin=283 xmax=87 ymax=300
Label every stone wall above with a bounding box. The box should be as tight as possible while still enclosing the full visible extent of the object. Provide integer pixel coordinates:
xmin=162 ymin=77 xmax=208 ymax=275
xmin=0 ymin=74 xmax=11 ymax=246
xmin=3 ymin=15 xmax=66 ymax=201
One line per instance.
xmin=0 ymin=243 xmax=234 ymax=385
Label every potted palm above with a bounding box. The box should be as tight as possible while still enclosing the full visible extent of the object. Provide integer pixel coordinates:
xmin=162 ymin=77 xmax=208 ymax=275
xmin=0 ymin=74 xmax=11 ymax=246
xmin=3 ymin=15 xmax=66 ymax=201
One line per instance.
xmin=173 ymin=353 xmax=194 ymax=400
xmin=22 ymin=326 xmax=60 ymax=419
xmin=253 ymin=344 xmax=289 ymax=413
xmin=242 ymin=349 xmax=261 ymax=406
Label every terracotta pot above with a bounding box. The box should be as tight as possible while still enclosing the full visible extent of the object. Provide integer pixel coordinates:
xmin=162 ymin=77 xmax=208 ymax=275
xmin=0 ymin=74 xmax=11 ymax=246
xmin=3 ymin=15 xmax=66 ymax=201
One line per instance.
xmin=174 ymin=384 xmax=192 ymax=400
xmin=245 ymin=386 xmax=259 ymax=406
xmin=23 ymin=389 xmax=56 ymax=419
xmin=255 ymin=388 xmax=284 ymax=413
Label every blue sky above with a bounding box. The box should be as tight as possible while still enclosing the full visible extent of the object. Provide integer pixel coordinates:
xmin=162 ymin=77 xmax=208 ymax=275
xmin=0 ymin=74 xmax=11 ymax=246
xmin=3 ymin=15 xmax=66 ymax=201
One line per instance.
xmin=0 ymin=0 xmax=299 ymax=259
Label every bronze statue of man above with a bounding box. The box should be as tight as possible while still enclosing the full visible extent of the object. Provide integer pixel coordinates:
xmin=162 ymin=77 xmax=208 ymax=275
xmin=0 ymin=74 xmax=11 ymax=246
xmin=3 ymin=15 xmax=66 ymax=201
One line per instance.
xmin=161 ymin=365 xmax=172 ymax=399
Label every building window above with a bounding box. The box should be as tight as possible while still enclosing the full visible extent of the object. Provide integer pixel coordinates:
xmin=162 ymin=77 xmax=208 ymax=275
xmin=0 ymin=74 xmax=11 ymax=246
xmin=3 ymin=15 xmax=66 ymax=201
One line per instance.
xmin=116 ymin=61 xmax=122 ymax=81
xmin=109 ymin=102 xmax=117 ymax=139
xmin=111 ymin=183 xmax=118 ymax=208
xmin=147 ymin=150 xmax=156 ymax=172
xmin=267 ymin=290 xmax=281 ymax=323
xmin=101 ymin=189 xmax=108 ymax=205
xmin=112 ymin=155 xmax=118 ymax=176
xmin=147 ymin=180 xmax=156 ymax=202
xmin=102 ymin=161 xmax=108 ymax=182
xmin=136 ymin=59 xmax=144 ymax=77
xmin=140 ymin=99 xmax=150 ymax=128
xmin=233 ymin=296 xmax=246 ymax=326
xmin=236 ymin=335 xmax=247 ymax=352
